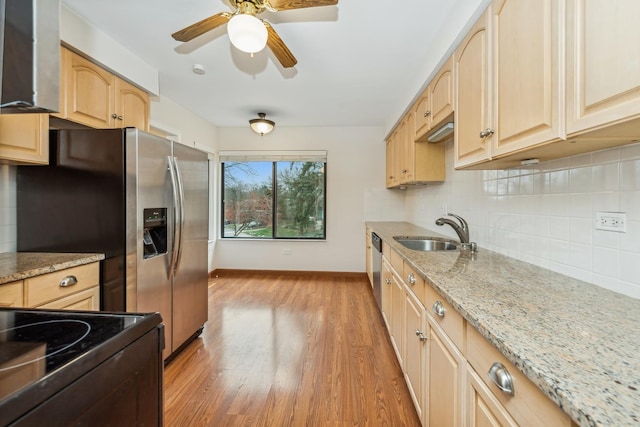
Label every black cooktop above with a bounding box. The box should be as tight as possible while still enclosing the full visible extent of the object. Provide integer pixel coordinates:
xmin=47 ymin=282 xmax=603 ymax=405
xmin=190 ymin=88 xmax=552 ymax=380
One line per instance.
xmin=0 ymin=308 xmax=162 ymax=404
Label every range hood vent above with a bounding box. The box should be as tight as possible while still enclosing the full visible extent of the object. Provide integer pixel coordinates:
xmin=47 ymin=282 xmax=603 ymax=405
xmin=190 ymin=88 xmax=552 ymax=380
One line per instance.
xmin=1 ymin=0 xmax=60 ymax=113
xmin=427 ymin=122 xmax=454 ymax=143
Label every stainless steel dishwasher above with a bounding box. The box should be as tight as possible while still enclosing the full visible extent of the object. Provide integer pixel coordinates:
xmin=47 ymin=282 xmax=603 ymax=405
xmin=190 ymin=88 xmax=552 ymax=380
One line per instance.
xmin=371 ymin=232 xmax=383 ymax=310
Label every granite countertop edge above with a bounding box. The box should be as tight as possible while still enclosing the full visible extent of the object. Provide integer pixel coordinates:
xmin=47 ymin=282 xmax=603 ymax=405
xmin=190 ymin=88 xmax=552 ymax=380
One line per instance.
xmin=367 ymin=221 xmax=640 ymax=427
xmin=0 ymin=253 xmax=105 ymax=285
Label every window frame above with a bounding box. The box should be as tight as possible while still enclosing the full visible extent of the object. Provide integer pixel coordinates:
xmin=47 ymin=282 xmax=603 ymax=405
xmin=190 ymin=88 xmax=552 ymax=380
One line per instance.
xmin=220 ymin=155 xmax=327 ymax=241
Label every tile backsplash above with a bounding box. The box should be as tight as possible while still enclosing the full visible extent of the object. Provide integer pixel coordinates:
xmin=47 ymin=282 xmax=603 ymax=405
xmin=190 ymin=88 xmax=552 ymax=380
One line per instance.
xmin=0 ymin=165 xmax=16 ymax=253
xmin=405 ymin=141 xmax=640 ymax=299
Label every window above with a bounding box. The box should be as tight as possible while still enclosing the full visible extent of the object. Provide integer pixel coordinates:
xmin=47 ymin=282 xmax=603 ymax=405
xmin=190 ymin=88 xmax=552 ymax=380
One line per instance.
xmin=221 ymin=151 xmax=326 ymax=239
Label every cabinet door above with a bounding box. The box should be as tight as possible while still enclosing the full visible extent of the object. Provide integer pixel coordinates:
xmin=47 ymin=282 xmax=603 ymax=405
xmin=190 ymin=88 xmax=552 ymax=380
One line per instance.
xmin=65 ymin=49 xmax=116 ymax=128
xmin=414 ymin=89 xmax=431 ymax=141
xmin=404 ymin=288 xmax=426 ymax=422
xmin=398 ymin=117 xmax=415 ymax=184
xmin=381 ymin=258 xmax=393 ymax=331
xmin=0 ymin=114 xmax=49 ymax=164
xmin=491 ymin=0 xmax=564 ymax=157
xmin=386 ymin=130 xmax=401 ymax=188
xmin=116 ymin=78 xmax=150 ymax=131
xmin=566 ymin=0 xmax=640 ymax=135
xmin=430 ymin=55 xmax=454 ymax=128
xmin=467 ymin=365 xmax=518 ymax=427
xmin=390 ymin=272 xmax=405 ymax=366
xmin=454 ymin=9 xmax=492 ymax=168
xmin=428 ymin=320 xmax=464 ymax=427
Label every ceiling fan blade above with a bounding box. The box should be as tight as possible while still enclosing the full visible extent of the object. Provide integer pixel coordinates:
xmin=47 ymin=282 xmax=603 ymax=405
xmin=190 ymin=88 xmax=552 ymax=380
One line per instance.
xmin=266 ymin=0 xmax=338 ymax=11
xmin=264 ymin=22 xmax=297 ymax=68
xmin=172 ymin=12 xmax=232 ymax=42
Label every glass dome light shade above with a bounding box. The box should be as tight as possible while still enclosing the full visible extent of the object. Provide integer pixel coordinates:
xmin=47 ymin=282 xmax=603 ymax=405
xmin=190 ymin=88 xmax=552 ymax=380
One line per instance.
xmin=227 ymin=14 xmax=268 ymax=54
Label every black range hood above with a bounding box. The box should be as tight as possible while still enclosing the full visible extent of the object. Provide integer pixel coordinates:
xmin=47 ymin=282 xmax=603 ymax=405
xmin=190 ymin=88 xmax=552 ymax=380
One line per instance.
xmin=0 ymin=0 xmax=59 ymax=113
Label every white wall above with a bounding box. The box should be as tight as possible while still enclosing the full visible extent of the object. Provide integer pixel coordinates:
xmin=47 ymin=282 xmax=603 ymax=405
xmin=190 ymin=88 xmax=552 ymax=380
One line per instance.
xmin=403 ymin=140 xmax=640 ymax=299
xmin=213 ymin=126 xmax=387 ymax=272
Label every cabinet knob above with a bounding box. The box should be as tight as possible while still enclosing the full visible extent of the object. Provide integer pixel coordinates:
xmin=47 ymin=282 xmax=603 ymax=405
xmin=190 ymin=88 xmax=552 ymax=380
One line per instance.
xmin=407 ymin=273 xmax=416 ymax=285
xmin=415 ymin=329 xmax=428 ymax=341
xmin=59 ymin=275 xmax=78 ymax=288
xmin=385 ymin=278 xmax=391 ymax=285
xmin=111 ymin=113 xmax=118 ymax=119
xmin=117 ymin=115 xmax=123 ymax=121
xmin=487 ymin=362 xmax=515 ymax=396
xmin=424 ymin=111 xmax=431 ymax=117
xmin=479 ymin=128 xmax=495 ymax=138
xmin=432 ymin=300 xmax=445 ymax=318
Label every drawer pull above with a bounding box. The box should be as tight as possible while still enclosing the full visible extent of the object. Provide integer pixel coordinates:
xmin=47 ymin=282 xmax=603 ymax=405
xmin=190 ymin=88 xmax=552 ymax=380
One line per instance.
xmin=488 ymin=362 xmax=515 ymax=396
xmin=415 ymin=329 xmax=427 ymax=342
xmin=407 ymin=273 xmax=416 ymax=285
xmin=432 ymin=300 xmax=445 ymax=318
xmin=59 ymin=275 xmax=78 ymax=288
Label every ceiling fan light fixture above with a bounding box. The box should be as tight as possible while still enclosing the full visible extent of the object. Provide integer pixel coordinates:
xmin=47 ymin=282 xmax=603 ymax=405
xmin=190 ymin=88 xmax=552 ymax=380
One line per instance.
xmin=250 ymin=113 xmax=275 ymax=136
xmin=227 ymin=14 xmax=268 ymax=54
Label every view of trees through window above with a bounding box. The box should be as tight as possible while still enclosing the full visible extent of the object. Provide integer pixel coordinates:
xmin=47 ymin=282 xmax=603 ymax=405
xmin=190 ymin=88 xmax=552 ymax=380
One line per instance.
xmin=222 ymin=161 xmax=326 ymax=239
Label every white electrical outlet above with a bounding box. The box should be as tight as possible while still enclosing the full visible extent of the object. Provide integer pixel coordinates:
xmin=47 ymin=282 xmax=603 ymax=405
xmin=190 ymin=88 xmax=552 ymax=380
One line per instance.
xmin=282 ymin=248 xmax=292 ymax=255
xmin=440 ymin=203 xmax=448 ymax=215
xmin=595 ymin=212 xmax=627 ymax=232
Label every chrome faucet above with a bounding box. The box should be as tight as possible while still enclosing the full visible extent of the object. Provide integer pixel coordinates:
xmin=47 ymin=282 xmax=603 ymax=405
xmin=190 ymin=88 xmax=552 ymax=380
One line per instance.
xmin=435 ymin=213 xmax=476 ymax=251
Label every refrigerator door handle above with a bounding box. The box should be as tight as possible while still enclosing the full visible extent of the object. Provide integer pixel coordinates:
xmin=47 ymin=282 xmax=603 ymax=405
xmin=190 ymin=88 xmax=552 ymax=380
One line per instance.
xmin=172 ymin=156 xmax=186 ymax=274
xmin=167 ymin=156 xmax=181 ymax=279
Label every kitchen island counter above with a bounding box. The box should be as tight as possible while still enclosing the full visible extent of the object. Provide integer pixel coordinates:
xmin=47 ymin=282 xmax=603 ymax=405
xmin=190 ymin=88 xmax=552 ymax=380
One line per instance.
xmin=367 ymin=221 xmax=640 ymax=427
xmin=0 ymin=252 xmax=105 ymax=285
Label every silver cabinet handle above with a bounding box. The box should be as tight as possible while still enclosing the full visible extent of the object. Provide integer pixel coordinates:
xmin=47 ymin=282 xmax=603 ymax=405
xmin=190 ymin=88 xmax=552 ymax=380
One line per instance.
xmin=407 ymin=273 xmax=416 ymax=285
xmin=111 ymin=113 xmax=118 ymax=119
xmin=432 ymin=301 xmax=445 ymax=318
xmin=117 ymin=115 xmax=123 ymax=120
xmin=415 ymin=329 xmax=427 ymax=341
xmin=479 ymin=128 xmax=495 ymax=138
xmin=424 ymin=111 xmax=431 ymax=117
xmin=59 ymin=275 xmax=78 ymax=287
xmin=487 ymin=362 xmax=515 ymax=396
xmin=385 ymin=278 xmax=391 ymax=285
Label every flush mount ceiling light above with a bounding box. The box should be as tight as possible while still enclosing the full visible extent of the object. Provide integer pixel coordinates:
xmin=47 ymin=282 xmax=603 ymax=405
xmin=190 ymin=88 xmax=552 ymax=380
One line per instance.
xmin=227 ymin=12 xmax=267 ymax=54
xmin=249 ymin=113 xmax=275 ymax=136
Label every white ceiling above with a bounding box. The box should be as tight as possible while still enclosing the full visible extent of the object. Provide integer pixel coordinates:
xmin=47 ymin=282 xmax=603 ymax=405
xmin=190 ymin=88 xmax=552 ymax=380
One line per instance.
xmin=61 ymin=0 xmax=486 ymax=132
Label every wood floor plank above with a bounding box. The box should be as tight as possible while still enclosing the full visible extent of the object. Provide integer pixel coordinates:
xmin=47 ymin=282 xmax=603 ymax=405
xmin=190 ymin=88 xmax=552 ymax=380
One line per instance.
xmin=164 ymin=271 xmax=421 ymax=426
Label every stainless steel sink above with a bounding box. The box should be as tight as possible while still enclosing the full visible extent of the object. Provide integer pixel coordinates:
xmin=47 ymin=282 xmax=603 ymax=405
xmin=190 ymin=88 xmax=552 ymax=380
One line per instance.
xmin=393 ymin=236 xmax=459 ymax=251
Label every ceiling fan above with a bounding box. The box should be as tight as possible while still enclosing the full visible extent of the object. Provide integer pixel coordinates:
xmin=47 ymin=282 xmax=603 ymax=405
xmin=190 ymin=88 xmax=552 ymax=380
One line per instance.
xmin=171 ymin=0 xmax=338 ymax=68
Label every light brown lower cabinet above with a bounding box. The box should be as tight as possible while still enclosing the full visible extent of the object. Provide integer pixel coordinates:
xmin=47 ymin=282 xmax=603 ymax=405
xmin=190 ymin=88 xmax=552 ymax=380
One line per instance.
xmin=467 ymin=365 xmax=518 ymax=427
xmin=0 ymin=262 xmax=100 ymax=311
xmin=427 ymin=318 xmax=465 ymax=427
xmin=376 ymin=244 xmax=576 ymax=427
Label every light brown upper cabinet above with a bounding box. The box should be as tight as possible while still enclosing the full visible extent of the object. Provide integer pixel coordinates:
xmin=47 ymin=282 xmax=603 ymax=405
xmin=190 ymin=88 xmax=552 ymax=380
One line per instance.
xmin=386 ymin=112 xmax=445 ymax=188
xmin=415 ymin=56 xmax=454 ymax=142
xmin=58 ymin=47 xmax=150 ymax=131
xmin=566 ymin=0 xmax=640 ymax=137
xmin=490 ymin=0 xmax=564 ymax=157
xmin=454 ymin=9 xmax=492 ymax=168
xmin=0 ymin=114 xmax=49 ymax=164
xmin=454 ymin=0 xmax=640 ymax=169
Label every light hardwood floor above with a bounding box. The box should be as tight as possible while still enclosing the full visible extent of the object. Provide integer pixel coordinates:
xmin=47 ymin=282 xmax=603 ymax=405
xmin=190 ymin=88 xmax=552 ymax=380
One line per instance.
xmin=164 ymin=270 xmax=421 ymax=426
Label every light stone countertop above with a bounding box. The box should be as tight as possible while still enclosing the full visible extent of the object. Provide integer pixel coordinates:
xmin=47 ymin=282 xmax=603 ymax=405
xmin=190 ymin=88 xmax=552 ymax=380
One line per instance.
xmin=367 ymin=221 xmax=640 ymax=427
xmin=0 ymin=252 xmax=105 ymax=285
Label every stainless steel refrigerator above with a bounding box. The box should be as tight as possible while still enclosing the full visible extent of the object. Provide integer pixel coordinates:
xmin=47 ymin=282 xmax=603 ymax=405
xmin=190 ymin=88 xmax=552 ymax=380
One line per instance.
xmin=17 ymin=128 xmax=209 ymax=359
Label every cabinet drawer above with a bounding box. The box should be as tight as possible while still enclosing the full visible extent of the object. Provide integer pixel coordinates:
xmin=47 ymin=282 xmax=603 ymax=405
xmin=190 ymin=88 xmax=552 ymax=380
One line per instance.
xmin=35 ymin=286 xmax=100 ymax=311
xmin=25 ymin=263 xmax=99 ymax=307
xmin=424 ymin=284 xmax=464 ymax=350
xmin=402 ymin=262 xmax=426 ymax=307
xmin=389 ymin=247 xmax=404 ymax=275
xmin=466 ymin=324 xmax=572 ymax=427
xmin=0 ymin=281 xmax=24 ymax=307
